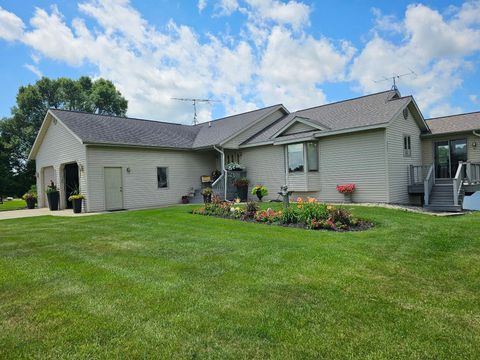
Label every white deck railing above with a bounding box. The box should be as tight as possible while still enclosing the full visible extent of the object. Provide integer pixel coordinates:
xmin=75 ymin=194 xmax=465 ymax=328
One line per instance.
xmin=408 ymin=165 xmax=431 ymax=185
xmin=453 ymin=162 xmax=466 ymax=206
xmin=466 ymin=162 xmax=480 ymax=185
xmin=423 ymin=164 xmax=434 ymax=206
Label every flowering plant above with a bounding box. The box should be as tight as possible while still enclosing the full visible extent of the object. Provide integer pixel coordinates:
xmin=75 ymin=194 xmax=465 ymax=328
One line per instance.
xmin=336 ymin=183 xmax=356 ymax=194
xmin=255 ymin=208 xmax=282 ymax=223
xmin=234 ymin=177 xmax=249 ymax=187
xmin=225 ymin=162 xmax=245 ymax=171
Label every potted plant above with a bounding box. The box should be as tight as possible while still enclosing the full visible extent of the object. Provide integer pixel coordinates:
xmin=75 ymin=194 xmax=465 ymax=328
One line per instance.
xmin=68 ymin=191 xmax=85 ymax=214
xmin=211 ymin=169 xmax=221 ymax=182
xmin=201 ymin=187 xmax=213 ymax=203
xmin=336 ymin=183 xmax=356 ymax=203
xmin=181 ymin=195 xmax=190 ymax=204
xmin=225 ymin=162 xmax=245 ymax=171
xmin=46 ymin=181 xmax=60 ymax=211
xmin=251 ymin=185 xmax=268 ymax=201
xmin=234 ymin=177 xmax=249 ymax=202
xmin=22 ymin=187 xmax=37 ymax=209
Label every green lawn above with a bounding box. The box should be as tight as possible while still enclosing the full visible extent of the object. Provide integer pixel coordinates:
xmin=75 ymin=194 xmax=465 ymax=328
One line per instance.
xmin=1 ymin=205 xmax=479 ymax=359
xmin=0 ymin=199 xmax=26 ymax=211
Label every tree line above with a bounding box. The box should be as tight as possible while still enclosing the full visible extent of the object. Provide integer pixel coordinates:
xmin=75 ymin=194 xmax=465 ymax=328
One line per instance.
xmin=0 ymin=76 xmax=128 ymax=197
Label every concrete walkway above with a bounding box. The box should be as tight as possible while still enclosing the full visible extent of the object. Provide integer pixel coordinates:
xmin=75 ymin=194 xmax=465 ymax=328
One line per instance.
xmin=0 ymin=208 xmax=101 ymax=221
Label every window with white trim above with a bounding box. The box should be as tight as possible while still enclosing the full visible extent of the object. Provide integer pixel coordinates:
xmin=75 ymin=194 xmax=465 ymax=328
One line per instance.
xmin=403 ymin=135 xmax=411 ymax=157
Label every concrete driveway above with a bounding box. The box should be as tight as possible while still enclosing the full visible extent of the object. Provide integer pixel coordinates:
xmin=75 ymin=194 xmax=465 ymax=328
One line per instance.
xmin=0 ymin=208 xmax=100 ymax=220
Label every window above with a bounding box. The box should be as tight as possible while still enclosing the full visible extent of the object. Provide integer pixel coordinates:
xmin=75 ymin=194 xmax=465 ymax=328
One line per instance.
xmin=157 ymin=167 xmax=168 ymax=188
xmin=306 ymin=142 xmax=318 ymax=171
xmin=403 ymin=135 xmax=411 ymax=157
xmin=287 ymin=143 xmax=304 ymax=173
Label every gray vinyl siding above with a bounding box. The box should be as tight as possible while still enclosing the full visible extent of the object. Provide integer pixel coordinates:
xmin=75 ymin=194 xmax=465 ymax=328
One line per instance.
xmin=242 ymin=129 xmax=388 ymax=203
xmin=421 ymin=133 xmax=480 ymax=166
xmin=317 ymin=129 xmax=388 ymax=203
xmin=240 ymin=145 xmax=286 ymax=201
xmin=34 ymin=114 xmax=87 ymax=210
xmin=385 ymin=107 xmax=422 ymax=204
xmin=222 ymin=110 xmax=286 ymax=149
xmin=86 ymin=146 xmax=216 ymax=212
xmin=281 ymin=121 xmax=317 ymax=136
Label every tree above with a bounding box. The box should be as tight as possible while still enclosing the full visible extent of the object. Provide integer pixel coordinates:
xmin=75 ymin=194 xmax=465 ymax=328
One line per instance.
xmin=0 ymin=76 xmax=128 ymax=197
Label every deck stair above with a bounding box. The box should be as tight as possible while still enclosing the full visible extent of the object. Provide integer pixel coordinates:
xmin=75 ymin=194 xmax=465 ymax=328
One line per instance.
xmin=425 ymin=183 xmax=463 ymax=212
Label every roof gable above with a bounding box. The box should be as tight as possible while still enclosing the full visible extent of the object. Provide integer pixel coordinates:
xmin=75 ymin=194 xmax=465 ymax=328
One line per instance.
xmin=273 ymin=116 xmax=329 ymax=139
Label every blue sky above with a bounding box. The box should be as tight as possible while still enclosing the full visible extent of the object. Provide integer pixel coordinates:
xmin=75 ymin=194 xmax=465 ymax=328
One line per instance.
xmin=0 ymin=0 xmax=479 ymax=123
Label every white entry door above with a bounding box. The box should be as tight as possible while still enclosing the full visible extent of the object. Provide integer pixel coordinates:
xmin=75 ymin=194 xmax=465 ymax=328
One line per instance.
xmin=104 ymin=167 xmax=123 ymax=210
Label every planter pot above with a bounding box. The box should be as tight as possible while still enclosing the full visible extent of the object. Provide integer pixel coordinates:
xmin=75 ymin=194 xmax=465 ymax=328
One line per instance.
xmin=236 ymin=186 xmax=248 ymax=202
xmin=72 ymin=198 xmax=82 ymax=213
xmin=181 ymin=196 xmax=190 ymax=204
xmin=343 ymin=193 xmax=353 ymax=203
xmin=26 ymin=198 xmax=36 ymax=209
xmin=46 ymin=191 xmax=60 ymax=211
xmin=203 ymin=194 xmax=212 ymax=203
xmin=256 ymin=189 xmax=264 ymax=202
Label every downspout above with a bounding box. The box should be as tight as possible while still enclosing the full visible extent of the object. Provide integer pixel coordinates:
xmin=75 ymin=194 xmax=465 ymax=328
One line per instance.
xmin=213 ymin=145 xmax=227 ymax=200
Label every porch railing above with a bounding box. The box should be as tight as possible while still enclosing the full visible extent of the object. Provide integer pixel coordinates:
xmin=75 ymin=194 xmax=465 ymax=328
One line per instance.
xmin=424 ymin=164 xmax=434 ymax=206
xmin=408 ymin=165 xmax=431 ymax=185
xmin=466 ymin=162 xmax=480 ymax=185
xmin=211 ymin=170 xmax=227 ymax=200
xmin=453 ymin=162 xmax=466 ymax=206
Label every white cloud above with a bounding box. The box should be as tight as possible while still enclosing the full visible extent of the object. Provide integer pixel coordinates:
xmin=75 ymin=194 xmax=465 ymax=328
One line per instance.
xmin=24 ymin=63 xmax=42 ymax=77
xmin=428 ymin=103 xmax=463 ymax=118
xmin=244 ymin=0 xmax=310 ymax=30
xmin=470 ymin=94 xmax=479 ymax=104
xmin=257 ymin=26 xmax=354 ymax=109
xmin=216 ymin=0 xmax=239 ymax=15
xmin=198 ymin=0 xmax=207 ymax=12
xmin=350 ymin=3 xmax=480 ymax=117
xmin=0 ymin=6 xmax=24 ymax=41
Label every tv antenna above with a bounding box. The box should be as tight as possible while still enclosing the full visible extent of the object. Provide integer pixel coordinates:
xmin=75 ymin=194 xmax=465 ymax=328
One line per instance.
xmin=171 ymin=98 xmax=220 ymax=125
xmin=374 ymin=69 xmax=416 ymax=91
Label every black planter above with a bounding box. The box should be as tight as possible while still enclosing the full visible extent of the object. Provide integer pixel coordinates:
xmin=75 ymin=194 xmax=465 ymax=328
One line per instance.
xmin=47 ymin=191 xmax=60 ymax=211
xmin=256 ymin=189 xmax=263 ymax=201
xmin=236 ymin=186 xmax=248 ymax=202
xmin=26 ymin=198 xmax=36 ymax=209
xmin=72 ymin=198 xmax=82 ymax=213
xmin=203 ymin=194 xmax=212 ymax=203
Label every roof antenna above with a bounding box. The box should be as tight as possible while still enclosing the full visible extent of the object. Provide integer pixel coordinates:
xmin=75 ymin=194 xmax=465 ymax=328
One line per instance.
xmin=373 ymin=69 xmax=416 ymax=91
xmin=171 ymin=98 xmax=220 ymax=125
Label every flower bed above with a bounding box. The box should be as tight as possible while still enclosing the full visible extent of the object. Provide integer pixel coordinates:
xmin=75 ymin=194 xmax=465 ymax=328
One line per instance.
xmin=191 ymin=196 xmax=372 ymax=232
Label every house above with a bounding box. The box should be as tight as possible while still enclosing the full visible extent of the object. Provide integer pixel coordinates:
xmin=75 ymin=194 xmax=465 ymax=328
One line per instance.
xmin=28 ymin=90 xmax=480 ymax=212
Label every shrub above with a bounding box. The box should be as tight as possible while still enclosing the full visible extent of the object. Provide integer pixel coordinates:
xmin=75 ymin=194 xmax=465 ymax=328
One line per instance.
xmin=245 ymin=201 xmax=259 ymax=218
xmin=328 ymin=206 xmax=352 ymax=225
xmin=296 ymin=197 xmax=329 ymax=224
xmin=281 ymin=206 xmax=299 ymax=224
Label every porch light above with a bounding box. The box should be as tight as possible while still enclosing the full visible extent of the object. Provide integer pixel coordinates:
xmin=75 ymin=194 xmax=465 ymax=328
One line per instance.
xmin=126 ymin=167 xmax=131 ymax=173
xmin=473 ymin=141 xmax=477 ymax=148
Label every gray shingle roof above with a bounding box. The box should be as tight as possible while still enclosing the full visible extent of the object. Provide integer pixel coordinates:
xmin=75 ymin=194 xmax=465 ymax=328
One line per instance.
xmin=244 ymin=90 xmax=411 ymax=145
xmin=426 ymin=112 xmax=480 ymax=135
xmin=192 ymin=104 xmax=283 ymax=148
xmin=50 ymin=105 xmax=283 ymax=150
xmin=51 ymin=109 xmax=200 ymax=149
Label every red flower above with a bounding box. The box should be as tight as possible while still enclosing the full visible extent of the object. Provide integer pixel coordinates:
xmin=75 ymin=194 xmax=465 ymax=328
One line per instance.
xmin=336 ymin=184 xmax=356 ymax=194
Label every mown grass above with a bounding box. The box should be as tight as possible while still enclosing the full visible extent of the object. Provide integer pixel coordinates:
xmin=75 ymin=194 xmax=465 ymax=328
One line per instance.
xmin=0 ymin=199 xmax=26 ymax=211
xmin=0 ymin=205 xmax=479 ymax=359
